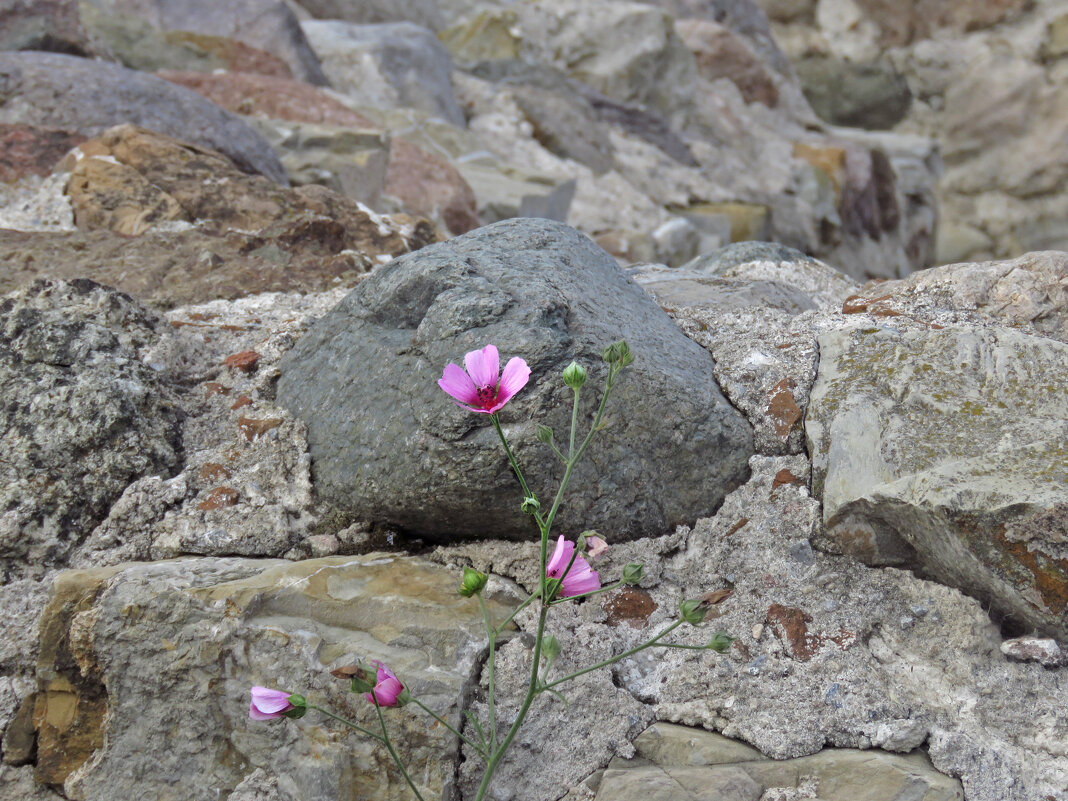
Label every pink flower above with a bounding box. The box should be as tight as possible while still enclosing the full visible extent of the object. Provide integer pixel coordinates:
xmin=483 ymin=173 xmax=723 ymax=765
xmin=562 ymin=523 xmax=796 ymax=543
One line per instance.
xmin=586 ymin=535 xmax=609 ymax=559
xmin=438 ymin=344 xmax=531 ymax=414
xmin=249 ymin=686 xmax=295 ymax=720
xmin=364 ymin=662 xmax=405 ymax=707
xmin=546 ymin=535 xmax=601 ymax=597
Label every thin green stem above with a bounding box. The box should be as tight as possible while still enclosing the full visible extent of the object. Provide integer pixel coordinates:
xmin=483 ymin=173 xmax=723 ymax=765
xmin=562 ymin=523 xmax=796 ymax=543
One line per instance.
xmin=478 ymin=593 xmax=499 ymax=750
xmin=548 ymin=580 xmax=624 ymax=605
xmin=375 ymin=701 xmax=427 ymax=801
xmin=540 ymin=620 xmax=684 ymax=691
xmin=306 ymin=705 xmax=383 ymax=742
xmin=568 ymin=386 xmax=581 ymax=459
xmin=491 ymin=414 xmax=545 ymax=529
xmin=411 ymin=698 xmax=485 ymax=755
xmin=493 ymin=592 xmax=537 ymax=636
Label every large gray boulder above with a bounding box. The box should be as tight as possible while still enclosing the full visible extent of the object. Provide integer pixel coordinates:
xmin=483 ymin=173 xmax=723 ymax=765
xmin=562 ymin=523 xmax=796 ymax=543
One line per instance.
xmin=0 ymin=51 xmax=288 ymax=184
xmin=277 ymin=218 xmax=753 ymax=542
xmin=806 ymin=323 xmax=1068 ymax=640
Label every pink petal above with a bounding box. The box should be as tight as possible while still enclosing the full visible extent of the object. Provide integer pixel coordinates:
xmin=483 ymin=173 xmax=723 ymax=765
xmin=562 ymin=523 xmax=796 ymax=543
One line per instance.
xmin=586 ymin=536 xmax=609 ymax=559
xmin=376 ymin=677 xmax=405 ymax=707
xmin=250 ymin=687 xmax=293 ymax=713
xmin=249 ymin=701 xmax=282 ymax=720
xmin=561 ymin=557 xmax=600 ymax=596
xmin=465 ymin=345 xmax=500 ymax=389
xmin=496 ymin=357 xmax=531 ymax=404
xmin=439 ymin=363 xmax=480 ymax=405
xmin=546 ymin=535 xmax=574 ymax=578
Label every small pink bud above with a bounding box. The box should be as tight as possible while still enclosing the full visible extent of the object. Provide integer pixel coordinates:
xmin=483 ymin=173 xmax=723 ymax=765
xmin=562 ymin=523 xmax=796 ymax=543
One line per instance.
xmin=586 ymin=535 xmax=609 ymax=559
xmin=249 ymin=686 xmax=295 ymax=720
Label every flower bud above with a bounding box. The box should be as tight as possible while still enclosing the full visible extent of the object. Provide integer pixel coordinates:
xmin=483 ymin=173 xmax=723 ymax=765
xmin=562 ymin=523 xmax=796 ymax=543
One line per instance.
xmin=602 ymin=341 xmax=634 ymax=368
xmin=585 ymin=534 xmax=608 ymax=559
xmin=706 ymin=632 xmax=736 ymax=653
xmin=542 ymin=634 xmax=562 ymax=662
xmin=562 ymin=360 xmax=588 ymax=390
xmin=621 ymin=563 xmax=644 ymax=585
xmin=345 ymin=662 xmax=378 ymax=694
xmin=521 ymin=496 xmax=541 ymax=515
xmin=679 ymin=598 xmax=708 ymax=626
xmin=283 ymin=705 xmax=308 ymax=719
xmin=286 ymin=694 xmax=307 ymax=708
xmin=536 ymin=425 xmax=554 ymax=443
xmin=458 ymin=566 xmax=489 ymax=598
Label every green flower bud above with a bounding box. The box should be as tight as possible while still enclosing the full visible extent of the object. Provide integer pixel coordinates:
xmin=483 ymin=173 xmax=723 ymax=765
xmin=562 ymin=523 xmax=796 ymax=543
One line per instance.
xmin=562 ymin=360 xmax=588 ymax=390
xmin=601 ymin=341 xmax=635 ymax=368
xmin=286 ymin=694 xmax=307 ymax=707
xmin=395 ymin=688 xmax=413 ymax=708
xmin=542 ymin=634 xmax=562 ymax=662
xmin=521 ymin=496 xmax=541 ymax=515
xmin=621 ymin=563 xmax=644 ymax=585
xmin=536 ymin=425 xmax=555 ymax=443
xmin=458 ymin=566 xmax=489 ymax=598
xmin=679 ymin=598 xmax=708 ymax=626
xmin=706 ymin=632 xmax=736 ymax=653
xmin=283 ymin=705 xmax=308 ymax=719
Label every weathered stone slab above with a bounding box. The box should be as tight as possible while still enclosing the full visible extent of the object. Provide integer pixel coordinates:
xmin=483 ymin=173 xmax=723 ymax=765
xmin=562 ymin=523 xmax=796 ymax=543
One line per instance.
xmin=806 ymin=324 xmax=1068 ymax=638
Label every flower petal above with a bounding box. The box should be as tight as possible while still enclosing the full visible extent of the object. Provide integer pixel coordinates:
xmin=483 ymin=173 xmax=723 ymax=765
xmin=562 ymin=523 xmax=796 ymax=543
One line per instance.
xmin=586 ymin=535 xmax=609 ymax=559
xmin=561 ymin=557 xmax=600 ymax=596
xmin=465 ymin=345 xmax=500 ymax=389
xmin=546 ymin=535 xmax=574 ymax=578
xmin=438 ymin=363 xmax=480 ymax=405
xmin=375 ymin=677 xmax=405 ymax=707
xmin=250 ymin=686 xmax=293 ymax=713
xmin=496 ymin=357 xmax=531 ymax=404
xmin=249 ymin=701 xmax=282 ymax=720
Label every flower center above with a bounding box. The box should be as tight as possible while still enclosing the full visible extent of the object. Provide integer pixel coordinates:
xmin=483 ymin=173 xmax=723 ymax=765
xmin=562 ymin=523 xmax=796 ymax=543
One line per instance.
xmin=476 ymin=385 xmax=497 ymax=407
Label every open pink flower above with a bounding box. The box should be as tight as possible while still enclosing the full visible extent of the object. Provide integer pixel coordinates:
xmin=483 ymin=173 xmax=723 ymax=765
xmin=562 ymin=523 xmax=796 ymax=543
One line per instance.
xmin=364 ymin=662 xmax=405 ymax=707
xmin=546 ymin=535 xmax=601 ymax=597
xmin=249 ymin=686 xmax=295 ymax=720
xmin=438 ymin=344 xmax=531 ymax=414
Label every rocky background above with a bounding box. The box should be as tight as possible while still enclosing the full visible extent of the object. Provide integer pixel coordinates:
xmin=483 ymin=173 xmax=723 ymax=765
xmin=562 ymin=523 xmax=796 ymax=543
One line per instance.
xmin=0 ymin=1 xmax=1065 ymax=801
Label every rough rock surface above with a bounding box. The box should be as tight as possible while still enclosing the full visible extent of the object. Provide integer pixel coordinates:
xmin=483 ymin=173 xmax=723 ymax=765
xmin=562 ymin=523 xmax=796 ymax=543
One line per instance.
xmin=594 ymin=723 xmax=963 ymax=801
xmin=83 ymin=0 xmax=327 ymax=85
xmin=0 ymin=124 xmax=84 ymax=183
xmin=0 ymin=0 xmax=91 ymax=55
xmin=301 ymin=20 xmax=465 ymax=126
xmin=29 ymin=554 xmax=518 ymax=800
xmin=0 ymin=51 xmax=287 ymax=184
xmin=806 ymin=322 xmax=1068 ymax=639
xmin=0 ymin=280 xmax=181 ymax=582
xmin=277 ymin=217 xmax=754 ymax=543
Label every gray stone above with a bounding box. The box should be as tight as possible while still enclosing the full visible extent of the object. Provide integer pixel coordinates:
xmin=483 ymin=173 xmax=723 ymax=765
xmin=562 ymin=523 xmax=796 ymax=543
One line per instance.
xmin=0 ymin=51 xmax=288 ymax=184
xmin=680 ymin=242 xmax=858 ymax=311
xmin=301 ymin=20 xmax=465 ymax=126
xmin=277 ymin=217 xmax=753 ymax=542
xmin=1000 ymin=636 xmax=1065 ymax=668
xmin=0 ymin=280 xmax=182 ymax=582
xmin=83 ymin=0 xmax=327 ymax=85
xmin=456 ymin=158 xmax=577 ymax=225
xmin=633 ymin=269 xmax=819 ymax=315
xmin=295 ymin=0 xmax=446 ymax=30
xmin=795 ymin=57 xmax=912 ymax=131
xmin=806 ymin=323 xmax=1068 ymax=640
xmin=30 ymin=554 xmax=518 ymax=801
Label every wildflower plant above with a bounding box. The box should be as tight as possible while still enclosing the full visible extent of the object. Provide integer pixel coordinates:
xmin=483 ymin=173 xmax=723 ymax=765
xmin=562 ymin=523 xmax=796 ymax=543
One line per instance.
xmin=250 ymin=341 xmax=734 ymax=800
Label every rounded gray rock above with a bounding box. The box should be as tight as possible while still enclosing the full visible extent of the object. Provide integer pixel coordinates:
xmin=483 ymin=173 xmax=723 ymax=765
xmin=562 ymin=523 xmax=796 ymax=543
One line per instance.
xmin=277 ymin=217 xmax=753 ymax=542
xmin=0 ymin=51 xmax=288 ymax=184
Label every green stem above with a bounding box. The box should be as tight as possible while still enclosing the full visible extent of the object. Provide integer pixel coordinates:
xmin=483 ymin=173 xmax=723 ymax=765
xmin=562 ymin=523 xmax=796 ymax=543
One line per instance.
xmin=375 ymin=701 xmax=427 ymax=801
xmin=491 ymin=414 xmax=546 ymax=529
xmin=493 ymin=592 xmax=537 ymax=636
xmin=540 ymin=620 xmax=684 ymax=691
xmin=473 ymin=603 xmax=551 ymax=801
xmin=306 ymin=705 xmax=384 ymax=742
xmin=411 ymin=698 xmax=485 ymax=756
xmin=568 ymin=386 xmax=581 ymax=459
xmin=478 ymin=593 xmax=498 ymax=751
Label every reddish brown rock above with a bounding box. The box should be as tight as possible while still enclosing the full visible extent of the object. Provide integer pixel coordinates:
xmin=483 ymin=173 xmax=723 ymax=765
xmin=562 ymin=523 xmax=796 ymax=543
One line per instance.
xmin=223 ymin=351 xmax=261 ymax=374
xmin=198 ymin=463 xmax=232 ymax=481
xmin=238 ymin=416 xmax=283 ymax=441
xmin=203 ymin=382 xmax=230 ymax=397
xmin=384 ymin=139 xmax=479 ymax=235
xmin=603 ymin=587 xmax=659 ymax=627
xmin=157 ymin=71 xmax=374 ymax=127
xmin=0 ymin=123 xmax=84 ymax=182
xmin=162 ymin=31 xmax=293 ymax=78
xmin=855 ymin=0 xmax=1031 ymax=47
xmin=675 ymin=18 xmax=779 ymax=107
xmin=765 ymin=378 xmax=801 ymax=439
xmin=230 ymin=395 xmax=254 ymax=410
xmin=766 ymin=604 xmax=856 ymax=662
xmin=771 ymin=469 xmax=803 ymax=491
xmin=197 ymin=486 xmax=240 ymax=510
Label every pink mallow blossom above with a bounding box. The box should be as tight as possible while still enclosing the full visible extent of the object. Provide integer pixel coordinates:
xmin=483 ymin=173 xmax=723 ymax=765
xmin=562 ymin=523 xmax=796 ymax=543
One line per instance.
xmin=365 ymin=662 xmax=405 ymax=707
xmin=249 ymin=686 xmax=295 ymax=720
xmin=546 ymin=535 xmax=601 ymax=597
xmin=586 ymin=535 xmax=609 ymax=559
xmin=438 ymin=344 xmax=530 ymax=414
